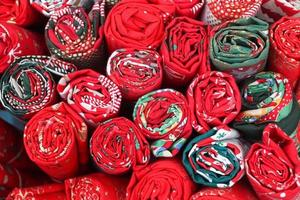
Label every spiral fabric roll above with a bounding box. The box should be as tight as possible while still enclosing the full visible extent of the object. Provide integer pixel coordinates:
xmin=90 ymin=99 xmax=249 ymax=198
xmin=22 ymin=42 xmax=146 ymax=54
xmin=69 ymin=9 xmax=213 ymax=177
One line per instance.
xmin=106 ymin=48 xmax=163 ymax=101
xmin=133 ymin=89 xmax=192 ymax=157
xmin=210 ymin=17 xmax=269 ymax=80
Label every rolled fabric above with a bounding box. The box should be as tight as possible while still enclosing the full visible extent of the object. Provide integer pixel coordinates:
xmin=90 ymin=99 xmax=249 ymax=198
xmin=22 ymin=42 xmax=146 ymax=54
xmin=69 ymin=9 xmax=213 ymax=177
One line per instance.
xmin=186 ymin=71 xmax=241 ymax=134
xmin=104 ymin=0 xmax=176 ymax=53
xmin=296 ymin=82 xmax=300 ymax=104
xmin=269 ymin=17 xmax=300 ymax=89
xmin=245 ymin=124 xmax=300 ymax=200
xmin=126 ymin=159 xmax=197 ymax=200
xmin=182 ymin=126 xmax=248 ymax=188
xmin=106 ymin=48 xmax=163 ymax=101
xmin=23 ymin=102 xmax=89 ymax=180
xmin=210 ymin=17 xmax=269 ymax=80
xmin=133 ymin=89 xmax=192 ymax=157
xmin=233 ymin=71 xmax=300 ymax=140
xmin=160 ymin=17 xmax=210 ymax=86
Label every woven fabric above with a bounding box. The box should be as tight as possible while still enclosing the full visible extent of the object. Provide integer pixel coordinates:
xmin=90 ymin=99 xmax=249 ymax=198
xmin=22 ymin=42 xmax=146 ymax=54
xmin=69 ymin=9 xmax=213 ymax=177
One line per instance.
xmin=160 ymin=17 xmax=210 ymax=86
xmin=133 ymin=89 xmax=192 ymax=157
xmin=106 ymin=48 xmax=163 ymax=101
xmin=186 ymin=71 xmax=241 ymax=134
xmin=210 ymin=17 xmax=269 ymax=80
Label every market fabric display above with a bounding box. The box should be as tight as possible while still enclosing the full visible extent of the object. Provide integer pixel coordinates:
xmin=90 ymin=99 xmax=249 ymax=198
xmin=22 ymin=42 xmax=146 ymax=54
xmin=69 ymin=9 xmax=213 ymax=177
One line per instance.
xmin=133 ymin=89 xmax=192 ymax=157
xmin=106 ymin=48 xmax=163 ymax=101
xmin=245 ymin=124 xmax=300 ymax=200
xmin=210 ymin=17 xmax=269 ymax=80
xmin=186 ymin=71 xmax=241 ymax=134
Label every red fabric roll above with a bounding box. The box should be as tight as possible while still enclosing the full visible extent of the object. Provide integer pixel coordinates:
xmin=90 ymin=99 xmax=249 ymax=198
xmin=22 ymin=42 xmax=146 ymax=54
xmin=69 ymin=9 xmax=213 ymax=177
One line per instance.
xmin=23 ymin=102 xmax=89 ymax=180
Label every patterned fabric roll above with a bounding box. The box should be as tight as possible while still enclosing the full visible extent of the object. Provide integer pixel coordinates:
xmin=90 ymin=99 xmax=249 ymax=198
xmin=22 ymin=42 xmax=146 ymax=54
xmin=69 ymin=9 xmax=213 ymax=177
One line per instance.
xmin=233 ymin=72 xmax=300 ymax=140
xmin=23 ymin=102 xmax=89 ymax=180
xmin=186 ymin=71 xmax=241 ymax=134
xmin=126 ymin=159 xmax=197 ymax=200
xmin=107 ymin=48 xmax=163 ymax=101
xmin=104 ymin=0 xmax=175 ymax=53
xmin=160 ymin=17 xmax=210 ymax=86
xmin=210 ymin=17 xmax=269 ymax=80
xmin=245 ymin=124 xmax=300 ymax=200
xmin=269 ymin=17 xmax=300 ymax=89
xmin=90 ymin=117 xmax=150 ymax=175
xmin=182 ymin=126 xmax=248 ymax=188
xmin=133 ymin=89 xmax=192 ymax=157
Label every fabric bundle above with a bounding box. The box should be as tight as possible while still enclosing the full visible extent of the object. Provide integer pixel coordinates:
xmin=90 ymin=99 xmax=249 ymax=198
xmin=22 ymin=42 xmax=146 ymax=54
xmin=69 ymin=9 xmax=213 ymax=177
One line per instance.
xmin=23 ymin=102 xmax=89 ymax=180
xmin=245 ymin=124 xmax=300 ymax=200
xmin=106 ymin=48 xmax=163 ymax=101
xmin=126 ymin=159 xmax=196 ymax=200
xmin=133 ymin=89 xmax=192 ymax=157
xmin=210 ymin=17 xmax=269 ymax=80
xmin=58 ymin=69 xmax=122 ymax=126
xmin=104 ymin=0 xmax=175 ymax=53
xmin=90 ymin=117 xmax=150 ymax=174
xmin=233 ymin=71 xmax=300 ymax=140
xmin=186 ymin=71 xmax=241 ymax=134
xmin=182 ymin=126 xmax=248 ymax=188
xmin=160 ymin=17 xmax=209 ymax=86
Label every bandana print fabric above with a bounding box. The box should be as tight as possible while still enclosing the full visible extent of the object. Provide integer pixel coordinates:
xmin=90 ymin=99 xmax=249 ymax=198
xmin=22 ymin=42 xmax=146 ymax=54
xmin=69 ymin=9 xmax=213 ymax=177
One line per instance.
xmin=23 ymin=102 xmax=89 ymax=180
xmin=210 ymin=17 xmax=269 ymax=80
xmin=57 ymin=69 xmax=122 ymax=126
xmin=126 ymin=159 xmax=197 ymax=200
xmin=106 ymin=48 xmax=163 ymax=101
xmin=90 ymin=117 xmax=150 ymax=175
xmin=186 ymin=71 xmax=241 ymax=134
xmin=133 ymin=89 xmax=192 ymax=157
xmin=160 ymin=17 xmax=210 ymax=86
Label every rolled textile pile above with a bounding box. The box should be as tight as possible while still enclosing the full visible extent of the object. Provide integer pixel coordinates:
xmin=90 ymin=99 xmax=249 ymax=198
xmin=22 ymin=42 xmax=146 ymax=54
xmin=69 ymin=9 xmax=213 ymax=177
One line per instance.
xmin=210 ymin=17 xmax=269 ymax=80
xmin=57 ymin=69 xmax=122 ymax=126
xmin=133 ymin=89 xmax=192 ymax=157
xmin=106 ymin=48 xmax=163 ymax=101
xmin=160 ymin=17 xmax=209 ymax=86
xmin=182 ymin=126 xmax=248 ymax=188
xmin=186 ymin=71 xmax=241 ymax=134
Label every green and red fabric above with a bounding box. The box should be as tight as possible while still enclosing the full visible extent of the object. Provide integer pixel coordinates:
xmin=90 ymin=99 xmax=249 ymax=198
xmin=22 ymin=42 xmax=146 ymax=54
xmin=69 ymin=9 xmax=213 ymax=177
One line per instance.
xmin=106 ymin=48 xmax=163 ymax=101
xmin=233 ymin=72 xmax=300 ymax=141
xmin=126 ymin=159 xmax=197 ymax=200
xmin=182 ymin=126 xmax=248 ymax=188
xmin=133 ymin=89 xmax=192 ymax=157
xmin=210 ymin=17 xmax=269 ymax=80
xmin=160 ymin=17 xmax=210 ymax=86
xmin=104 ymin=0 xmax=175 ymax=53
xmin=90 ymin=117 xmax=150 ymax=175
xmin=296 ymin=82 xmax=300 ymax=105
xmin=186 ymin=71 xmax=241 ymax=134
xmin=23 ymin=102 xmax=89 ymax=180
xmin=245 ymin=124 xmax=300 ymax=200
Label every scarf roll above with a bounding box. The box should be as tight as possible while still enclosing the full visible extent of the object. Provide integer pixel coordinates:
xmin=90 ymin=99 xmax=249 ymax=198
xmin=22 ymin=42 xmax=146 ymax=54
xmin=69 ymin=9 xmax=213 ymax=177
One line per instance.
xmin=106 ymin=48 xmax=163 ymax=101
xmin=186 ymin=71 xmax=241 ymax=134
xmin=210 ymin=17 xmax=269 ymax=80
xmin=133 ymin=89 xmax=192 ymax=157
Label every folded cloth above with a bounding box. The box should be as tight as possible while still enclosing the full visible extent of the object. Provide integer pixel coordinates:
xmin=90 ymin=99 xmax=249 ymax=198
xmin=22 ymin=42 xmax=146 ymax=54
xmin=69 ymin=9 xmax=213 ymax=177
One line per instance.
xmin=133 ymin=89 xmax=192 ymax=157
xmin=107 ymin=48 xmax=163 ymax=101
xmin=0 ymin=22 xmax=47 ymax=73
xmin=23 ymin=102 xmax=89 ymax=180
xmin=57 ymin=69 xmax=122 ymax=126
xmin=104 ymin=0 xmax=175 ymax=53
xmin=186 ymin=71 xmax=241 ymax=134
xmin=160 ymin=17 xmax=209 ymax=86
xmin=126 ymin=159 xmax=197 ymax=200
xmin=182 ymin=126 xmax=248 ymax=188
xmin=45 ymin=1 xmax=106 ymax=69
xmin=210 ymin=17 xmax=269 ymax=80
xmin=245 ymin=124 xmax=300 ymax=200
xmin=269 ymin=17 xmax=300 ymax=89
xmin=233 ymin=71 xmax=300 ymax=141
xmin=201 ymin=0 xmax=262 ymax=26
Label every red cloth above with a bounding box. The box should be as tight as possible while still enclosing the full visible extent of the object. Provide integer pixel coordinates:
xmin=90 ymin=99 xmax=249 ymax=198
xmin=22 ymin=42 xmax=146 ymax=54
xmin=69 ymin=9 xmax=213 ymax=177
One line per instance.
xmin=296 ymin=82 xmax=300 ymax=105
